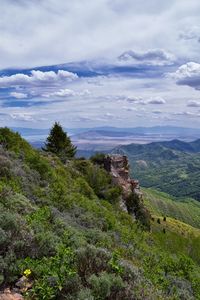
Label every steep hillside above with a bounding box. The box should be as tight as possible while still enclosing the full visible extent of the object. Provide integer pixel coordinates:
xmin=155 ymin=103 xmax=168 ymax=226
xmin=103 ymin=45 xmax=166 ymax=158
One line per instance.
xmin=1 ymin=128 xmax=200 ymax=299
xmin=143 ymin=188 xmax=200 ymax=229
xmin=113 ymin=140 xmax=200 ymax=200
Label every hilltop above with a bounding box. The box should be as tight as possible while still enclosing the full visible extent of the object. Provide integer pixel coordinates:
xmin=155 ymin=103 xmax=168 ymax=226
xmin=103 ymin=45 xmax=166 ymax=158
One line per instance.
xmin=0 ymin=128 xmax=200 ymax=299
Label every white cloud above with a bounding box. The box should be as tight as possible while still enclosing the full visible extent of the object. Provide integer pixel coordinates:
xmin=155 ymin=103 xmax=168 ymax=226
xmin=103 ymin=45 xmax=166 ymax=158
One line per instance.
xmin=10 ymin=113 xmax=34 ymax=121
xmin=1 ymin=0 xmax=200 ymax=69
xmin=126 ymin=96 xmax=143 ymax=103
xmin=179 ymin=26 xmax=200 ymax=41
xmin=146 ymin=97 xmax=166 ymax=104
xmin=10 ymin=91 xmax=28 ymax=99
xmin=1 ymin=1 xmax=200 ymax=128
xmin=173 ymin=111 xmax=200 ymax=117
xmin=118 ymin=49 xmax=175 ymax=66
xmin=42 ymin=88 xmax=90 ymax=98
xmin=125 ymin=96 xmax=166 ymax=105
xmin=169 ymin=62 xmax=200 ymax=90
xmin=187 ymin=100 xmax=200 ymax=107
xmin=0 ymin=70 xmax=78 ymax=88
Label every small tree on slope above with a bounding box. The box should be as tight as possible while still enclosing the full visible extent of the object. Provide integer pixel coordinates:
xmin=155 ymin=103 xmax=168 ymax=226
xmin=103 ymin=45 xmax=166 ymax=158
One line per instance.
xmin=43 ymin=122 xmax=77 ymax=162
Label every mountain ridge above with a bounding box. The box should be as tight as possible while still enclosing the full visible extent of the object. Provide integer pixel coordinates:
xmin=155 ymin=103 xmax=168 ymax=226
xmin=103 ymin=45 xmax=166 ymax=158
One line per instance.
xmin=112 ymin=139 xmax=200 ymax=200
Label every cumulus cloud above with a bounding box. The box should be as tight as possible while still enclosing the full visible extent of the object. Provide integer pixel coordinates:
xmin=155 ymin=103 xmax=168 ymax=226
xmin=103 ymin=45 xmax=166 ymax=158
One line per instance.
xmin=126 ymin=96 xmax=143 ymax=103
xmin=169 ymin=62 xmax=200 ymax=90
xmin=187 ymin=100 xmax=200 ymax=107
xmin=173 ymin=111 xmax=200 ymax=117
xmin=1 ymin=1 xmax=200 ymax=128
xmin=1 ymin=0 xmax=200 ymax=70
xmin=118 ymin=49 xmax=175 ymax=66
xmin=10 ymin=92 xmax=28 ymax=99
xmin=0 ymin=70 xmax=78 ymax=88
xmin=126 ymin=96 xmax=166 ymax=105
xmin=146 ymin=97 xmax=166 ymax=104
xmin=42 ymin=88 xmax=90 ymax=98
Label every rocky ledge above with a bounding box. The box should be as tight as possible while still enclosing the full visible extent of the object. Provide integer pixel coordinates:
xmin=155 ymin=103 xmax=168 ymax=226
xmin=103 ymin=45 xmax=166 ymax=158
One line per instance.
xmin=104 ymin=154 xmax=151 ymax=229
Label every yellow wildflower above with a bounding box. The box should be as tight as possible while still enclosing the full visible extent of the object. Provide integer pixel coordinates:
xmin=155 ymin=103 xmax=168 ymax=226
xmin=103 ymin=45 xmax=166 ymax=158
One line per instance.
xmin=24 ymin=269 xmax=31 ymax=277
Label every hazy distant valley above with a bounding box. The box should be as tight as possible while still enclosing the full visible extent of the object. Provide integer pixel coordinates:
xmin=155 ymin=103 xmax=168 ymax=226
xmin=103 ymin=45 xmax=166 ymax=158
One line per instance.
xmin=12 ymin=125 xmax=200 ymax=154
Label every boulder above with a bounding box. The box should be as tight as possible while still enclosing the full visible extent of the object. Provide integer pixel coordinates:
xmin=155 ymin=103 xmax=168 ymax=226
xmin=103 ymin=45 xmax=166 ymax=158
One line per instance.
xmin=0 ymin=289 xmax=23 ymax=300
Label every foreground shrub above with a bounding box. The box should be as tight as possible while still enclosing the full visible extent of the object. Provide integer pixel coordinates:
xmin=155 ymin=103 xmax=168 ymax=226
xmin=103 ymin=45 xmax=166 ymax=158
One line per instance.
xmin=19 ymin=246 xmax=76 ymax=299
xmin=76 ymin=245 xmax=111 ymax=280
xmin=89 ymin=272 xmax=125 ymax=300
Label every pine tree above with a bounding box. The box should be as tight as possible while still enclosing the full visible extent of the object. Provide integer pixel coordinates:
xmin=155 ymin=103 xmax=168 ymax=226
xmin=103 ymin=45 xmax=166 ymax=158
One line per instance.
xmin=43 ymin=122 xmax=77 ymax=162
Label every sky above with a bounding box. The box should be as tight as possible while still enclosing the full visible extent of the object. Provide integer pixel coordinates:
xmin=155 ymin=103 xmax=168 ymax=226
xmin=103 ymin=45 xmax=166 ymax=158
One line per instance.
xmin=0 ymin=0 xmax=200 ymax=129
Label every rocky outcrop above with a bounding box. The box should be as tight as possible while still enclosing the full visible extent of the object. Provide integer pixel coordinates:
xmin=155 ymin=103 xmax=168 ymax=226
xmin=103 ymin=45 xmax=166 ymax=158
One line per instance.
xmin=0 ymin=275 xmax=32 ymax=300
xmin=104 ymin=154 xmax=141 ymax=198
xmin=104 ymin=154 xmax=150 ymax=229
xmin=0 ymin=289 xmax=23 ymax=300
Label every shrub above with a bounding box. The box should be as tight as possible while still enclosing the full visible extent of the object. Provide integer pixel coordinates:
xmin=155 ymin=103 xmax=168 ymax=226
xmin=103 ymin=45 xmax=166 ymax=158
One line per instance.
xmin=76 ymin=245 xmax=111 ymax=280
xmin=74 ymin=177 xmax=95 ymax=199
xmin=19 ymin=246 xmax=76 ymax=299
xmin=0 ymin=155 xmax=12 ymax=178
xmin=77 ymin=288 xmax=94 ymax=300
xmin=89 ymin=272 xmax=125 ymax=300
xmin=126 ymin=192 xmax=151 ymax=230
xmin=90 ymin=153 xmax=106 ymax=167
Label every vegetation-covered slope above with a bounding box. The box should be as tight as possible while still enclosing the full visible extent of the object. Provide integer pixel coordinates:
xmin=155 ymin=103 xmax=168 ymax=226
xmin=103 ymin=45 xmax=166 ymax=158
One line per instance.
xmin=143 ymin=188 xmax=200 ymax=229
xmin=1 ymin=128 xmax=200 ymax=299
xmin=113 ymin=140 xmax=200 ymax=200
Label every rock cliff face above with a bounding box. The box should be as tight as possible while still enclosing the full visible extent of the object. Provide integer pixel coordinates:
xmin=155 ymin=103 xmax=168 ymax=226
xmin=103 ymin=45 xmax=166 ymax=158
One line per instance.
xmin=104 ymin=154 xmax=141 ymax=197
xmin=104 ymin=154 xmax=150 ymax=229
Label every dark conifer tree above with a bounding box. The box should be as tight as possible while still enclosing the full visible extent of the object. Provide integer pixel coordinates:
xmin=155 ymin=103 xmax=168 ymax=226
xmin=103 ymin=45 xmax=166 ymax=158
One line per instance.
xmin=43 ymin=122 xmax=76 ymax=162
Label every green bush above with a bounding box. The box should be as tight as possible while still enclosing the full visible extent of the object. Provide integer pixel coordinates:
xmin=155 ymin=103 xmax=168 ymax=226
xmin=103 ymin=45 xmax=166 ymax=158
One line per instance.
xmin=126 ymin=192 xmax=151 ymax=230
xmin=89 ymin=272 xmax=125 ymax=300
xmin=76 ymin=245 xmax=111 ymax=280
xmin=19 ymin=246 xmax=76 ymax=299
xmin=90 ymin=153 xmax=106 ymax=167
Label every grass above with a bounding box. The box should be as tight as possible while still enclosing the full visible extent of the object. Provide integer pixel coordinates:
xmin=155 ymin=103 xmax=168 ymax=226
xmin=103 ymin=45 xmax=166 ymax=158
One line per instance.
xmin=143 ymin=187 xmax=200 ymax=229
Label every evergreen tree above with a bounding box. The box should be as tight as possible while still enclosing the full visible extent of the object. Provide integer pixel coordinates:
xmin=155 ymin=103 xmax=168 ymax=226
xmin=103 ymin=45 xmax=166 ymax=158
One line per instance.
xmin=43 ymin=122 xmax=76 ymax=162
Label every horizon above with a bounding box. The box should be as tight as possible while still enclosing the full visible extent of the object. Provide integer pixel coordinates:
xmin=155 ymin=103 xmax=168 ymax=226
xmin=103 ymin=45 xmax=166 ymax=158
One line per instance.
xmin=8 ymin=125 xmax=200 ymax=148
xmin=1 ymin=1 xmax=200 ymax=129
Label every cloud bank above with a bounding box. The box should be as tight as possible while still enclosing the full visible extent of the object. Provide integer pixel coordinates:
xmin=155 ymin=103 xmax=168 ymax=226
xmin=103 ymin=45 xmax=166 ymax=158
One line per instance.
xmin=1 ymin=0 xmax=200 ymax=128
xmin=0 ymin=70 xmax=78 ymax=88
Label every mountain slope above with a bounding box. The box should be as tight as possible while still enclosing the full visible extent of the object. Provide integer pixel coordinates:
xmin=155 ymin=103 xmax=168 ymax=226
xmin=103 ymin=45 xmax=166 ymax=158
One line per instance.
xmin=1 ymin=128 xmax=200 ymax=299
xmin=113 ymin=139 xmax=200 ymax=200
xmin=143 ymin=188 xmax=200 ymax=229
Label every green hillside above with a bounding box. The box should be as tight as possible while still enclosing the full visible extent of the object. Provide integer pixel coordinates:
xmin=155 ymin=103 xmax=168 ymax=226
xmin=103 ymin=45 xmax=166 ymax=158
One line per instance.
xmin=1 ymin=128 xmax=200 ymax=299
xmin=113 ymin=140 xmax=200 ymax=200
xmin=143 ymin=188 xmax=200 ymax=229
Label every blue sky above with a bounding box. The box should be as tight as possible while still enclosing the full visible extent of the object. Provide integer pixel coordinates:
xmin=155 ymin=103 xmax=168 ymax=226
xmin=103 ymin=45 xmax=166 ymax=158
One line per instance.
xmin=0 ymin=0 xmax=200 ymax=128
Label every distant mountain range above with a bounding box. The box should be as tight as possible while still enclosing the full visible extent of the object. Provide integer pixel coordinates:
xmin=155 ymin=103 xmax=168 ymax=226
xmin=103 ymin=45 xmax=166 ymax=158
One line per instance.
xmin=112 ymin=139 xmax=200 ymax=201
xmin=10 ymin=126 xmax=200 ymax=154
xmin=11 ymin=125 xmax=200 ymax=137
xmin=113 ymin=139 xmax=200 ymax=155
